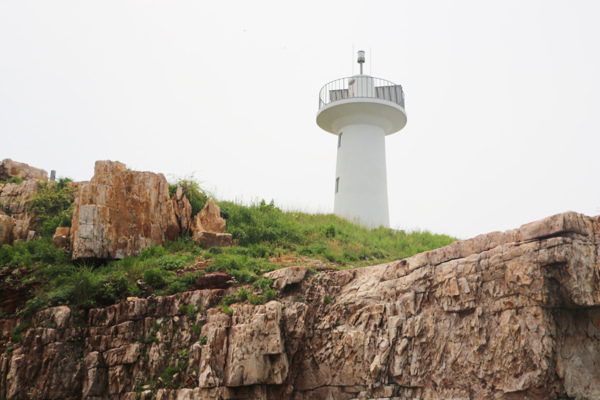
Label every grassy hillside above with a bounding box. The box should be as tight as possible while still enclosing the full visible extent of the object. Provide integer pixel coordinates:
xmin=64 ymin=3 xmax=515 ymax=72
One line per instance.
xmin=0 ymin=181 xmax=457 ymax=319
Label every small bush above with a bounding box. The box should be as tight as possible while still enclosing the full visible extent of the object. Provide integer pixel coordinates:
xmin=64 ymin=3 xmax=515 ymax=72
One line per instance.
xmin=221 ymin=304 xmax=233 ymax=316
xmin=191 ymin=324 xmax=203 ymax=335
xmin=177 ymin=349 xmax=190 ymax=360
xmin=208 ymin=247 xmax=222 ymax=255
xmin=252 ymin=276 xmax=273 ymax=291
xmin=22 ymin=296 xmax=47 ymax=318
xmin=144 ymin=268 xmax=167 ymax=289
xmin=8 ymin=176 xmax=24 ymax=185
xmin=168 ymin=176 xmax=209 ymax=217
xmin=11 ymin=321 xmax=32 ymax=343
xmin=179 ymin=304 xmax=196 ymax=318
xmin=198 ymin=334 xmax=208 ymax=345
xmin=323 ymin=295 xmax=333 ymax=304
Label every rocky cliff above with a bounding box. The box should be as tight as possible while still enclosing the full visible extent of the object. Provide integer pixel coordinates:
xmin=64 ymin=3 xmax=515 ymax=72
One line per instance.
xmin=1 ymin=211 xmax=599 ymax=399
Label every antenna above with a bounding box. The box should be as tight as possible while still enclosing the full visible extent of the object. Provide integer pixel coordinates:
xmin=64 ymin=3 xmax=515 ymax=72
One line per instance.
xmin=357 ymin=50 xmax=365 ymax=74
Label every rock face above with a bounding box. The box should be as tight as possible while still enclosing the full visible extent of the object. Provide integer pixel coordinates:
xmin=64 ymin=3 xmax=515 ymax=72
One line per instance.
xmin=70 ymin=161 xmax=181 ymax=259
xmin=0 ymin=159 xmax=47 ymax=181
xmin=0 ymin=213 xmax=15 ymax=245
xmin=2 ymin=211 xmax=600 ymax=399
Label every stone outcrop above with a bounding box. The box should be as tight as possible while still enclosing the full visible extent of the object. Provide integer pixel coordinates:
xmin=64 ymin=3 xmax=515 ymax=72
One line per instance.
xmin=0 ymin=213 xmax=15 ymax=245
xmin=0 ymin=159 xmax=47 ymax=181
xmin=70 ymin=161 xmax=181 ymax=259
xmin=0 ymin=179 xmax=41 ymax=243
xmin=264 ymin=266 xmax=308 ymax=290
xmin=191 ymin=200 xmax=232 ymax=248
xmin=52 ymin=227 xmax=70 ymax=250
xmin=172 ymin=186 xmax=193 ymax=235
xmin=2 ymin=211 xmax=600 ymax=399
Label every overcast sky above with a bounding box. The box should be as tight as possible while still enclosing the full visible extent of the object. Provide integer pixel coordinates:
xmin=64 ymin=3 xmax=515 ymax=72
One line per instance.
xmin=1 ymin=1 xmax=599 ymax=239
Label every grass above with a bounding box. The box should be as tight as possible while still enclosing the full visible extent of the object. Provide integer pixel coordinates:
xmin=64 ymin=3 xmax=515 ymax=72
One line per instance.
xmin=0 ymin=177 xmax=457 ymax=318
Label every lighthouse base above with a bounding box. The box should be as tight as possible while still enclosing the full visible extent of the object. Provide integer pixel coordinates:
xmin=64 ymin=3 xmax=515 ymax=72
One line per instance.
xmin=334 ymin=123 xmax=390 ymax=228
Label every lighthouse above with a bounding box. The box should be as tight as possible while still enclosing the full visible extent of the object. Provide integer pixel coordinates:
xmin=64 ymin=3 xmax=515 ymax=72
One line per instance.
xmin=316 ymin=51 xmax=407 ymax=228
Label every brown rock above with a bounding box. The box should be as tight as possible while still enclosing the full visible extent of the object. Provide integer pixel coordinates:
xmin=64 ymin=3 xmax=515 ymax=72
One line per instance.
xmin=52 ymin=227 xmax=70 ymax=250
xmin=0 ymin=213 xmax=15 ymax=245
xmin=0 ymin=158 xmax=48 ymax=181
xmin=171 ymin=186 xmax=193 ymax=234
xmin=264 ymin=266 xmax=308 ymax=290
xmin=70 ymin=161 xmax=181 ymax=259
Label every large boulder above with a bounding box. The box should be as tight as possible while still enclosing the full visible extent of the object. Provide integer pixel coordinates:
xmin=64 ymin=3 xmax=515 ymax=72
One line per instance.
xmin=0 ymin=158 xmax=47 ymax=181
xmin=191 ymin=200 xmax=231 ymax=247
xmin=70 ymin=161 xmax=181 ymax=259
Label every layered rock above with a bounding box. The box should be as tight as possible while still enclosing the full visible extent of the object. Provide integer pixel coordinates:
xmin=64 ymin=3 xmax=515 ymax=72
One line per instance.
xmin=1 ymin=212 xmax=600 ymax=399
xmin=70 ymin=161 xmax=181 ymax=259
xmin=0 ymin=179 xmax=41 ymax=243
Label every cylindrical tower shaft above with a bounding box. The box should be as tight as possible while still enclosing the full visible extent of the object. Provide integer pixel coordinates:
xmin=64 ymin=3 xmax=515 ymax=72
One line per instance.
xmin=334 ymin=123 xmax=389 ymax=227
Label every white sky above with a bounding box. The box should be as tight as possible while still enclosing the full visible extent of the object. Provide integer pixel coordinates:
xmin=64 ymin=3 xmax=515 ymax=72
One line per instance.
xmin=1 ymin=1 xmax=599 ymax=239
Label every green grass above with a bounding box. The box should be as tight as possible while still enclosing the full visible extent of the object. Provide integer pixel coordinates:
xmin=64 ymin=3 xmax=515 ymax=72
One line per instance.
xmin=0 ymin=178 xmax=457 ymax=318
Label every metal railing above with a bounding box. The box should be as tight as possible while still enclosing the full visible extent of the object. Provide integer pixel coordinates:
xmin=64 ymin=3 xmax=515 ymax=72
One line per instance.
xmin=318 ymin=76 xmax=405 ymax=110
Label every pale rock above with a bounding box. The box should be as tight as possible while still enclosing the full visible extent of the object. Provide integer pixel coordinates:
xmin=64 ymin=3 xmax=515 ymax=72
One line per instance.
xmin=264 ymin=266 xmax=308 ymax=290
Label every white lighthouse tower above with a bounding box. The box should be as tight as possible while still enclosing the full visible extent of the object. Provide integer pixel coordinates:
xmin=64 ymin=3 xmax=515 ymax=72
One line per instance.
xmin=317 ymin=51 xmax=407 ymax=228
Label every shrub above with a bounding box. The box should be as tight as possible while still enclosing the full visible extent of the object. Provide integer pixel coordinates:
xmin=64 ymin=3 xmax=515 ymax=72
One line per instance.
xmin=8 ymin=176 xmax=24 ymax=185
xmin=221 ymin=304 xmax=233 ymax=316
xmin=198 ymin=334 xmax=208 ymax=345
xmin=22 ymin=296 xmax=47 ymax=318
xmin=143 ymin=268 xmax=167 ymax=289
xmin=323 ymin=295 xmax=333 ymax=304
xmin=252 ymin=276 xmax=273 ymax=291
xmin=29 ymin=180 xmax=77 ymax=237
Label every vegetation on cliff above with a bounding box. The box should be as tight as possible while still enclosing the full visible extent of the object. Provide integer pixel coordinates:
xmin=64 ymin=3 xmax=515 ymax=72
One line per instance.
xmin=0 ymin=178 xmax=456 ymax=318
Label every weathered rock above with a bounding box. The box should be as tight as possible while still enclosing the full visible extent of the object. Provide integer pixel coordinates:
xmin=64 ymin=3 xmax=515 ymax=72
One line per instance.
xmin=191 ymin=200 xmax=226 ymax=234
xmin=171 ymin=186 xmax=193 ymax=234
xmin=0 ymin=213 xmax=15 ymax=245
xmin=0 ymin=179 xmax=40 ymax=241
xmin=2 ymin=211 xmax=600 ymax=399
xmin=0 ymin=158 xmax=48 ymax=181
xmin=70 ymin=161 xmax=181 ymax=259
xmin=190 ymin=200 xmax=231 ymax=247
xmin=52 ymin=226 xmax=70 ymax=250
xmin=264 ymin=266 xmax=308 ymax=290
xmin=193 ymin=231 xmax=232 ymax=248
